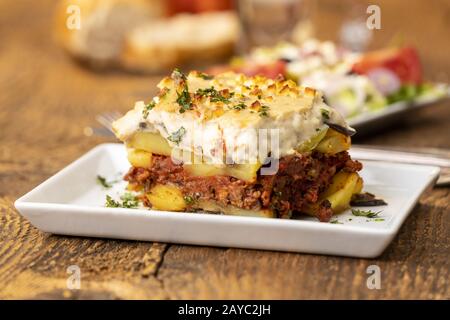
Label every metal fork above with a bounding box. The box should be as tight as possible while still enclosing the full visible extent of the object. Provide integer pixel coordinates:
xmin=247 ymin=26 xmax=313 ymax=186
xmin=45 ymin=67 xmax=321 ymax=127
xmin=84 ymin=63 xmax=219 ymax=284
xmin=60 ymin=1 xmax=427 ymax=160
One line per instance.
xmin=84 ymin=111 xmax=121 ymax=137
xmin=95 ymin=111 xmax=122 ymax=134
xmin=93 ymin=111 xmax=450 ymax=186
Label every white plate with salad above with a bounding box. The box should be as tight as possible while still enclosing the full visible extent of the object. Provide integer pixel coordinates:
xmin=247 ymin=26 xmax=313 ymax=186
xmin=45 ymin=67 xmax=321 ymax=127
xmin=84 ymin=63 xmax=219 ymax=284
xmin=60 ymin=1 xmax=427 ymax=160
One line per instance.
xmin=209 ymin=40 xmax=449 ymax=135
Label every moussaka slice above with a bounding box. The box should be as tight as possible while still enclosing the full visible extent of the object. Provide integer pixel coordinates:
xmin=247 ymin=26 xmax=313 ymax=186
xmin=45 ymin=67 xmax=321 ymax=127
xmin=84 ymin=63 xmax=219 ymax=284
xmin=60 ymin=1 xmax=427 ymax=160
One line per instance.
xmin=112 ymin=70 xmax=363 ymax=222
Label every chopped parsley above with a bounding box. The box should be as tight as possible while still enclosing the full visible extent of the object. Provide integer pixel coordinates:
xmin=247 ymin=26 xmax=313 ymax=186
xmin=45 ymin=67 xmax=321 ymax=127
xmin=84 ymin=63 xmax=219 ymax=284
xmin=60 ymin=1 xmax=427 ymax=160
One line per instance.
xmin=120 ymin=193 xmax=139 ymax=208
xmin=258 ymin=105 xmax=270 ymax=117
xmin=198 ymin=72 xmax=214 ymax=80
xmin=183 ymin=195 xmax=195 ymax=205
xmin=167 ymin=127 xmax=186 ymax=145
xmin=321 ymin=108 xmax=330 ymax=120
xmin=105 ymin=195 xmax=120 ymax=207
xmin=142 ymin=101 xmax=155 ymax=119
xmin=196 ymin=86 xmax=231 ymax=104
xmin=233 ymin=103 xmax=247 ymax=110
xmin=330 ymin=219 xmax=343 ymax=224
xmin=105 ymin=193 xmax=139 ymax=208
xmin=351 ymin=209 xmax=382 ymax=218
xmin=97 ymin=175 xmax=114 ymax=188
xmin=172 ymin=68 xmax=187 ymax=81
xmin=176 ymin=86 xmax=192 ymax=113
xmin=196 ymin=87 xmax=216 ymax=96
xmin=211 ymin=95 xmax=231 ymax=103
xmin=172 ymin=68 xmax=192 ymax=113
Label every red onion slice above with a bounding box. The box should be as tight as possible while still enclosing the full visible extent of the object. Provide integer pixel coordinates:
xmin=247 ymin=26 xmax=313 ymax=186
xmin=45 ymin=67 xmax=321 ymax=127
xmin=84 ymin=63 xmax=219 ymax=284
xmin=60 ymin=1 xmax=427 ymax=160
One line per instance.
xmin=366 ymin=68 xmax=401 ymax=95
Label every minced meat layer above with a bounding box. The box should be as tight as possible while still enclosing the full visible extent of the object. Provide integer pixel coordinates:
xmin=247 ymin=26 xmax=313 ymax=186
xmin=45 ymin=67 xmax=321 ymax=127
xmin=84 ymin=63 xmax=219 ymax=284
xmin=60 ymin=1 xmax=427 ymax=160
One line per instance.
xmin=124 ymin=151 xmax=362 ymax=221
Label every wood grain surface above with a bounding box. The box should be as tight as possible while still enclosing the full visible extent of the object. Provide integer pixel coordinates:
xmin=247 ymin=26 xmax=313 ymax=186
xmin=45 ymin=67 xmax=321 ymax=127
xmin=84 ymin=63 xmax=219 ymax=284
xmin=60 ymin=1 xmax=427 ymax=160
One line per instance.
xmin=0 ymin=0 xmax=449 ymax=299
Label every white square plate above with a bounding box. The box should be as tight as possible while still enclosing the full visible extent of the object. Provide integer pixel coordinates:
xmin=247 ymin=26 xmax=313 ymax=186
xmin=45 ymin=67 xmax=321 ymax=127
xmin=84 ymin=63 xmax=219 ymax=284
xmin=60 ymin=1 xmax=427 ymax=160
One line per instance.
xmin=15 ymin=144 xmax=439 ymax=258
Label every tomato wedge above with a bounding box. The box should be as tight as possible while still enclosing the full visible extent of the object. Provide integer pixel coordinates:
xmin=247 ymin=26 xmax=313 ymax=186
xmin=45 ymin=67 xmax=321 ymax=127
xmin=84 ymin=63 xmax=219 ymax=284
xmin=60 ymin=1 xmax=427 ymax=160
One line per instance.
xmin=352 ymin=47 xmax=422 ymax=85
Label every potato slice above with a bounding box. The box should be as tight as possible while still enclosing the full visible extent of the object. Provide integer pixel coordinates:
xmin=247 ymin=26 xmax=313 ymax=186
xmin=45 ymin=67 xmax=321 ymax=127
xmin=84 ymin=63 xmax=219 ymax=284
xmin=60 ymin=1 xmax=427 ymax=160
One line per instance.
xmin=127 ymin=148 xmax=152 ymax=168
xmin=128 ymin=132 xmax=261 ymax=181
xmin=128 ymin=132 xmax=172 ymax=156
xmin=296 ymin=127 xmax=328 ymax=152
xmin=315 ymin=129 xmax=351 ymax=154
xmin=184 ymin=162 xmax=261 ymax=182
xmin=225 ymin=162 xmax=261 ymax=182
xmin=320 ymin=171 xmax=351 ymax=198
xmin=146 ymin=184 xmax=186 ymax=211
xmin=353 ymin=175 xmax=364 ymax=194
xmin=325 ymin=172 xmax=360 ymax=213
xmin=126 ymin=183 xmax=143 ymax=192
xmin=304 ymin=172 xmax=362 ymax=216
xmin=184 ymin=163 xmax=225 ymax=177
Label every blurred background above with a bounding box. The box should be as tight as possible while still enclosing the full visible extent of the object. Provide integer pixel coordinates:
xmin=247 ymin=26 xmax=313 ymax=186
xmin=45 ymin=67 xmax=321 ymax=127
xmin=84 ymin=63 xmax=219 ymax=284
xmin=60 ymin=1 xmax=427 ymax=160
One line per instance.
xmin=0 ymin=0 xmax=449 ymax=159
xmin=1 ymin=0 xmax=449 ymax=301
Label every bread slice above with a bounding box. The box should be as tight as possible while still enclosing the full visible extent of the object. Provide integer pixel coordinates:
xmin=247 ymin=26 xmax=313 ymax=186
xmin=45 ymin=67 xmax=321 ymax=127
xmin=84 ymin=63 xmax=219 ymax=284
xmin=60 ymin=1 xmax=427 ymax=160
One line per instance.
xmin=121 ymin=11 xmax=240 ymax=73
xmin=55 ymin=0 xmax=165 ymax=68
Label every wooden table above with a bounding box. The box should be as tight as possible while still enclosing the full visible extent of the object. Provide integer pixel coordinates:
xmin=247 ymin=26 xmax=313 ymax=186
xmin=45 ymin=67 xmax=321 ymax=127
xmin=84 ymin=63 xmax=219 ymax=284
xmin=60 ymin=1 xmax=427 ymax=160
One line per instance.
xmin=0 ymin=0 xmax=448 ymax=299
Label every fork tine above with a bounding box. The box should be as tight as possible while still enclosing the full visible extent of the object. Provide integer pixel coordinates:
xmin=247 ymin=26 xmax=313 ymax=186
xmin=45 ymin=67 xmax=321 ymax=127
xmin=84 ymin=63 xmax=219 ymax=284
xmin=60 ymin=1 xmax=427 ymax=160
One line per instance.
xmin=104 ymin=112 xmax=120 ymax=122
xmin=112 ymin=111 xmax=122 ymax=119
xmin=96 ymin=113 xmax=118 ymax=132
xmin=110 ymin=112 xmax=122 ymax=124
xmin=95 ymin=111 xmax=123 ymax=135
xmin=95 ymin=115 xmax=112 ymax=131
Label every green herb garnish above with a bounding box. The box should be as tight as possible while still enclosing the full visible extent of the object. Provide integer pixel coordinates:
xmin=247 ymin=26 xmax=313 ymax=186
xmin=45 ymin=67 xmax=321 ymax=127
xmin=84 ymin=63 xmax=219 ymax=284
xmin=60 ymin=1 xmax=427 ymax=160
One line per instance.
xmin=183 ymin=195 xmax=195 ymax=205
xmin=351 ymin=209 xmax=382 ymax=218
xmin=97 ymin=175 xmax=113 ymax=188
xmin=211 ymin=95 xmax=231 ymax=103
xmin=142 ymin=101 xmax=155 ymax=119
xmin=105 ymin=193 xmax=139 ymax=208
xmin=330 ymin=219 xmax=343 ymax=224
xmin=196 ymin=87 xmax=217 ymax=96
xmin=233 ymin=103 xmax=247 ymax=110
xmin=198 ymin=72 xmax=214 ymax=80
xmin=167 ymin=127 xmax=186 ymax=145
xmin=120 ymin=192 xmax=139 ymax=208
xmin=321 ymin=108 xmax=330 ymax=120
xmin=172 ymin=68 xmax=186 ymax=81
xmin=176 ymin=87 xmax=192 ymax=113
xmin=172 ymin=68 xmax=192 ymax=113
xmin=105 ymin=195 xmax=120 ymax=207
xmin=258 ymin=105 xmax=270 ymax=117
xmin=196 ymin=86 xmax=231 ymax=104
